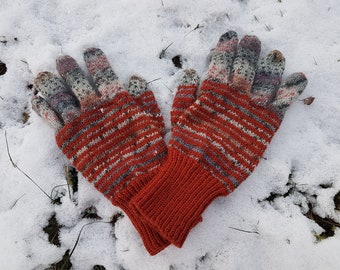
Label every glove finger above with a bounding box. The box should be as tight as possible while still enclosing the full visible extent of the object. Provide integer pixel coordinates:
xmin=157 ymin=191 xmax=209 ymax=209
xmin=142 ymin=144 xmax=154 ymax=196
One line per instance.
xmin=250 ymin=50 xmax=285 ymax=107
xmin=171 ymin=69 xmax=200 ymax=125
xmin=270 ymin=72 xmax=308 ymax=118
xmin=231 ymin=35 xmax=261 ymax=94
xmin=31 ymin=95 xmax=64 ymax=130
xmin=84 ymin=48 xmax=126 ymax=100
xmin=206 ymin=30 xmax=238 ymax=84
xmin=56 ymin=55 xmax=100 ymax=110
xmin=33 ymin=71 xmax=80 ymax=124
xmin=128 ymin=75 xmax=165 ymax=136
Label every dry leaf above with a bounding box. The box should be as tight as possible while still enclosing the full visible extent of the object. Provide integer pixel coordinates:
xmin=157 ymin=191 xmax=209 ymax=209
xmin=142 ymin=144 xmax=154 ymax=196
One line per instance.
xmin=303 ymin=96 xmax=315 ymax=105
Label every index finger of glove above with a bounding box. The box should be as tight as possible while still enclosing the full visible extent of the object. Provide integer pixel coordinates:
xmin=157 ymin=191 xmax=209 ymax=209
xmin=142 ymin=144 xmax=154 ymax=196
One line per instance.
xmin=84 ymin=48 xmax=126 ymax=100
xmin=56 ymin=55 xmax=100 ymax=110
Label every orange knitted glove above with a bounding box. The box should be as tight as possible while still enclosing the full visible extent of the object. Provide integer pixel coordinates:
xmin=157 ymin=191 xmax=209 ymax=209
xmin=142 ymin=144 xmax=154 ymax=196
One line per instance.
xmin=132 ymin=30 xmax=308 ymax=247
xmin=32 ymin=48 xmax=169 ymax=255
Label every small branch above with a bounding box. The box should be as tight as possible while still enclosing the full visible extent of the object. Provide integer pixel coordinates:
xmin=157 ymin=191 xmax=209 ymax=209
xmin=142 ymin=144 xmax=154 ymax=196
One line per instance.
xmin=159 ymin=42 xmax=174 ymax=59
xmin=184 ymin=24 xmax=204 ymax=37
xmin=69 ymin=220 xmax=119 ymax=257
xmin=229 ymin=226 xmax=259 ymax=234
xmin=10 ymin=194 xmax=26 ymax=209
xmin=147 ymin=77 xmax=161 ymax=85
xmin=313 ymin=57 xmax=318 ymax=65
xmin=5 ymin=131 xmax=52 ymax=201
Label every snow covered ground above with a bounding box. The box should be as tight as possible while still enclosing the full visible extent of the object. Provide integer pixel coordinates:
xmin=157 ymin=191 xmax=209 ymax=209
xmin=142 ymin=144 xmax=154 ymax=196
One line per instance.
xmin=0 ymin=0 xmax=340 ymax=269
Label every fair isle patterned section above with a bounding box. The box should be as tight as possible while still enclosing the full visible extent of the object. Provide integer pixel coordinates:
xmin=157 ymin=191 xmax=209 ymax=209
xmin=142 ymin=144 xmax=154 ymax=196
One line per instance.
xmin=171 ymin=81 xmax=281 ymax=193
xmin=56 ymin=92 xmax=168 ymax=200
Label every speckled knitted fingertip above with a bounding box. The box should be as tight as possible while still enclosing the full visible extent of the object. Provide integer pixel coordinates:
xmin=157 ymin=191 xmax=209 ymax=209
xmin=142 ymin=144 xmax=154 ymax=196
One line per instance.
xmin=128 ymin=75 xmax=165 ymax=136
xmin=33 ymin=71 xmax=80 ymax=123
xmin=251 ymin=50 xmax=286 ymax=107
xmin=84 ymin=48 xmax=125 ymax=100
xmin=56 ymin=55 xmax=99 ymax=109
xmin=31 ymin=95 xmax=64 ymax=130
xmin=206 ymin=30 xmax=238 ymax=84
xmin=231 ymin=35 xmax=261 ymax=93
xmin=171 ymin=69 xmax=200 ymax=124
xmin=271 ymin=72 xmax=308 ymax=117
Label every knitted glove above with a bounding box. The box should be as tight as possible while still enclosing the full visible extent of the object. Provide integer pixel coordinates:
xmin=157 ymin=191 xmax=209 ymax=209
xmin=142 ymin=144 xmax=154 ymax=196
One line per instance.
xmin=31 ymin=48 xmax=170 ymax=255
xmin=132 ymin=30 xmax=308 ymax=247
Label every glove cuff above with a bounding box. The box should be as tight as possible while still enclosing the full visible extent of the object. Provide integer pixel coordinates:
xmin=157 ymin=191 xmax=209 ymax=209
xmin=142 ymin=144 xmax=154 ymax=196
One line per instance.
xmin=132 ymin=149 xmax=227 ymax=247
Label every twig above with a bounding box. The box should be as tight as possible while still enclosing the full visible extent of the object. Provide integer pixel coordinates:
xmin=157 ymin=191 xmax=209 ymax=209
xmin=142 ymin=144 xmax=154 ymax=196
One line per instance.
xmin=5 ymin=131 xmax=52 ymax=200
xmin=229 ymin=226 xmax=259 ymax=234
xmin=159 ymin=42 xmax=174 ymax=59
xmin=147 ymin=77 xmax=161 ymax=85
xmin=10 ymin=194 xmax=26 ymax=209
xmin=184 ymin=24 xmax=204 ymax=37
xmin=50 ymin=184 xmax=68 ymax=198
xmin=313 ymin=57 xmax=318 ymax=65
xmin=69 ymin=220 xmax=117 ymax=258
xmin=20 ymin=59 xmax=33 ymax=74
xmin=163 ymin=83 xmax=173 ymax=95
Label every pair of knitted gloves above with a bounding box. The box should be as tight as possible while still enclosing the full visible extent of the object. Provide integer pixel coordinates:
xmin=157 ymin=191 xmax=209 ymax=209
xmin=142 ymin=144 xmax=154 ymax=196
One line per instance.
xmin=32 ymin=31 xmax=307 ymax=255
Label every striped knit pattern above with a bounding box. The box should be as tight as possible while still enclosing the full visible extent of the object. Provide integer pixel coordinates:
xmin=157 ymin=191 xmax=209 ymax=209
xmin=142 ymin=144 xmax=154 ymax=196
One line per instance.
xmin=33 ymin=48 xmax=172 ymax=255
xmin=178 ymin=80 xmax=281 ymax=191
xmin=56 ymin=93 xmax=167 ymax=198
xmin=132 ymin=81 xmax=282 ymax=247
xmin=128 ymin=75 xmax=165 ymax=136
xmin=171 ymin=69 xmax=200 ymax=124
xmin=132 ymin=30 xmax=307 ymax=247
xmin=55 ymin=92 xmax=169 ymax=254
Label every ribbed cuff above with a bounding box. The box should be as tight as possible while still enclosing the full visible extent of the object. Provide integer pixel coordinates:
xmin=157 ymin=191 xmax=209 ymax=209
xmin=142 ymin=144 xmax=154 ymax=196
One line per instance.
xmin=131 ymin=149 xmax=227 ymax=247
xmin=112 ymin=174 xmax=170 ymax=256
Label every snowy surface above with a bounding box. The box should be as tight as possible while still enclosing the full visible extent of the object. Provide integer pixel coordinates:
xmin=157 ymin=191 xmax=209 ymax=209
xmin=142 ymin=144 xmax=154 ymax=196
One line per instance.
xmin=1 ymin=0 xmax=340 ymax=269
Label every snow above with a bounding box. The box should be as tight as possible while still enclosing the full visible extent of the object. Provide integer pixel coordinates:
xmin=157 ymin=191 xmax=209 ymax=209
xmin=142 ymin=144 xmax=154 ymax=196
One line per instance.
xmin=1 ymin=0 xmax=340 ymax=269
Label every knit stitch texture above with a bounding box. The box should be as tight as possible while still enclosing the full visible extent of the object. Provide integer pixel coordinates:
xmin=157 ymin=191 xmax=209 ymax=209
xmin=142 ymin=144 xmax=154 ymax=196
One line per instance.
xmin=33 ymin=48 xmax=170 ymax=255
xmin=132 ymin=31 xmax=307 ymax=247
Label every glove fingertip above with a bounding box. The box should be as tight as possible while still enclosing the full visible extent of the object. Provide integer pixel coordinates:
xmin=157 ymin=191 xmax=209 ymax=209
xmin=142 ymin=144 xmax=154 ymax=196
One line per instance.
xmin=128 ymin=75 xmax=148 ymax=97
xmin=56 ymin=55 xmax=79 ymax=78
xmin=31 ymin=95 xmax=63 ymax=130
xmin=179 ymin=69 xmax=200 ymax=87
xmin=270 ymin=72 xmax=308 ymax=116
